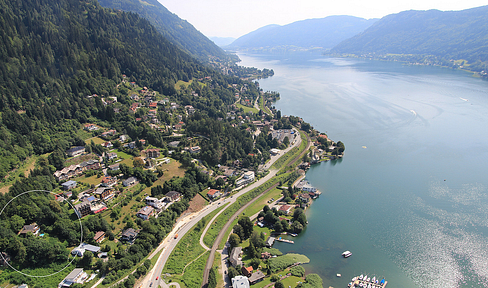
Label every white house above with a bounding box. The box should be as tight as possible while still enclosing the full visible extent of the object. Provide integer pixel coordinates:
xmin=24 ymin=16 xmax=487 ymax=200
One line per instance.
xmin=232 ymin=275 xmax=250 ymax=288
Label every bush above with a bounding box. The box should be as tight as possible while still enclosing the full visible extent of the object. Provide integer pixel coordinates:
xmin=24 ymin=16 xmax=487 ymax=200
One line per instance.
xmin=270 ymin=274 xmax=280 ymax=282
xmin=290 ymin=265 xmax=305 ymax=277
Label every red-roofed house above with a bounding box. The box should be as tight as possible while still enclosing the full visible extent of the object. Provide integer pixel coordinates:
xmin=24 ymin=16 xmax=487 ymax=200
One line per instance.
xmin=278 ymin=205 xmax=292 ymax=215
xmin=207 ymin=189 xmax=221 ymax=200
xmin=241 ymin=266 xmax=253 ymax=277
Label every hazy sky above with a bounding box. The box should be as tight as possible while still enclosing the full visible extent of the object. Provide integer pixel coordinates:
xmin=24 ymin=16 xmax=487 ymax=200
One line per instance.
xmin=157 ymin=0 xmax=486 ymax=38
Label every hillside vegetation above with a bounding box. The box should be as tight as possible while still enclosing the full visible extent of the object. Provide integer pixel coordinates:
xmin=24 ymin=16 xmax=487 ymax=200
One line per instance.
xmin=332 ymin=6 xmax=488 ymax=70
xmin=98 ymin=0 xmax=234 ymax=64
xmin=227 ymin=16 xmax=377 ymax=51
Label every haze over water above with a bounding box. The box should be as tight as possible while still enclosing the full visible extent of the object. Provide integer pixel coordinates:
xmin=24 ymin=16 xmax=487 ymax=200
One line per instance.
xmin=238 ymin=52 xmax=488 ymax=288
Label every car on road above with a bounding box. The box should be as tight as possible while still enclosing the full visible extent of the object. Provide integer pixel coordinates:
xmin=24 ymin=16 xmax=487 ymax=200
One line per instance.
xmin=156 ymin=276 xmax=159 ymax=280
xmin=150 ymin=283 xmax=152 ymax=287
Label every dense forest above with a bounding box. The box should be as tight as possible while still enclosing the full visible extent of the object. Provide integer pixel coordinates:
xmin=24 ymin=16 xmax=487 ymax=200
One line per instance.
xmin=332 ymin=5 xmax=488 ymax=70
xmin=97 ymin=0 xmax=234 ymax=64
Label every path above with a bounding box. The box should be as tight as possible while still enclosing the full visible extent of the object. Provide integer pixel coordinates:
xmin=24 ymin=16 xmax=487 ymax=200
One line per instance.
xmin=201 ymin=182 xmax=279 ymax=287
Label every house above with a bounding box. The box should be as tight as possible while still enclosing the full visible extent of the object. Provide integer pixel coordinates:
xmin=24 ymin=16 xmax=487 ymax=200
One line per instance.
xmin=102 ymin=142 xmax=113 ymax=149
xmin=100 ymin=129 xmax=116 ymax=138
xmin=101 ymin=176 xmax=117 ymax=187
xmin=136 ymin=206 xmax=154 ymax=220
xmin=19 ymin=284 xmax=29 ymax=288
xmin=94 ymin=187 xmax=114 ymax=201
xmin=93 ymin=231 xmax=105 ymax=243
xmin=145 ymin=196 xmax=165 ymax=209
xmin=18 ymin=223 xmax=40 ymax=236
xmin=119 ymin=135 xmax=129 ymax=142
xmin=53 ymin=164 xmax=83 ymax=181
xmin=58 ymin=268 xmax=87 ymax=287
xmin=207 ymin=189 xmax=221 ymax=200
xmin=241 ymin=266 xmax=253 ymax=277
xmin=236 ymin=171 xmax=255 ymax=188
xmin=189 ymin=146 xmax=201 ymax=154
xmin=270 ymin=148 xmax=280 ymax=156
xmin=261 ymin=252 xmax=272 ymax=260
xmin=80 ymin=159 xmax=100 ymax=170
xmin=232 ymin=276 xmax=250 ymax=288
xmin=266 ymin=237 xmax=275 ymax=248
xmin=61 ymin=180 xmax=77 ymax=191
xmin=149 ymin=102 xmax=157 ymax=108
xmin=145 ymin=148 xmax=160 ymax=158
xmin=106 ymin=152 xmax=118 ymax=160
xmin=71 ymin=243 xmax=100 ymax=257
xmin=229 ymin=247 xmax=242 ymax=267
xmin=74 ymin=201 xmax=91 ymax=218
xmin=108 ymin=163 xmax=120 ymax=171
xmin=168 ymin=141 xmax=180 ymax=148
xmin=299 ymin=193 xmax=311 ymax=203
xmin=123 ymin=141 xmax=136 ymax=149
xmin=278 ymin=204 xmax=292 ymax=215
xmin=66 ymin=146 xmax=85 ymax=157
xmin=248 ymin=270 xmax=266 ymax=285
xmin=83 ymin=124 xmax=99 ymax=131
xmin=165 ymin=191 xmax=182 ymax=202
xmin=121 ymin=228 xmax=138 ymax=243
xmin=122 ymin=177 xmax=138 ymax=187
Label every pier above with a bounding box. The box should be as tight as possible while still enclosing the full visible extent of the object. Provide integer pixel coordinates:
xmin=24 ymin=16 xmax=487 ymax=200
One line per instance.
xmin=349 ymin=276 xmax=387 ymax=288
xmin=275 ymin=237 xmax=294 ymax=244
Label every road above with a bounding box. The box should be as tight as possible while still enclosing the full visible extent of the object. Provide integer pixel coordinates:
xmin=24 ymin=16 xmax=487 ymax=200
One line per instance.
xmin=138 ymin=130 xmax=303 ymax=288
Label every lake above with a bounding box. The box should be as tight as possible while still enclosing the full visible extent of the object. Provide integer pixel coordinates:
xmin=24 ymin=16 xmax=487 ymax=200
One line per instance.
xmin=238 ymin=52 xmax=488 ymax=288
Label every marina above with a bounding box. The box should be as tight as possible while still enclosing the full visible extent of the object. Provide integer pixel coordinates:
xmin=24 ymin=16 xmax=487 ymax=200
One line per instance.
xmin=348 ymin=275 xmax=387 ymax=288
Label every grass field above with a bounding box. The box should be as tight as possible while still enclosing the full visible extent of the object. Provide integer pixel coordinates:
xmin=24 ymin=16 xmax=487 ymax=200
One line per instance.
xmin=235 ymin=103 xmax=259 ymax=114
xmin=0 ymin=155 xmax=38 ymax=194
xmin=85 ymin=136 xmax=106 ymax=145
xmin=141 ymin=159 xmax=185 ymax=195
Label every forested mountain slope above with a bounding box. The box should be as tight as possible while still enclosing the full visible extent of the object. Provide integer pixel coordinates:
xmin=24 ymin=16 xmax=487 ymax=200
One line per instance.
xmin=332 ymin=6 xmax=488 ymax=65
xmin=227 ymin=16 xmax=377 ymax=50
xmin=98 ymin=0 xmax=233 ymax=63
xmin=0 ymin=0 xmax=235 ymax=178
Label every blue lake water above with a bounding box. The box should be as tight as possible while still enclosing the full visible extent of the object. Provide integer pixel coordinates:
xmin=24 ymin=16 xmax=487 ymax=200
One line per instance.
xmin=238 ymin=52 xmax=488 ymax=288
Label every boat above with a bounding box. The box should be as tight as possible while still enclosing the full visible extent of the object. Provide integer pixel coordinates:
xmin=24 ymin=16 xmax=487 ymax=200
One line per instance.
xmin=352 ymin=277 xmax=357 ymax=282
xmin=371 ymin=276 xmax=376 ymax=283
xmin=368 ymin=284 xmax=372 ymax=288
xmin=290 ymin=233 xmax=298 ymax=237
xmin=348 ymin=283 xmax=352 ymax=287
xmin=380 ymin=279 xmax=385 ymax=285
xmin=342 ymin=250 xmax=352 ymax=258
xmin=366 ymin=276 xmax=371 ymax=282
xmin=359 ymin=274 xmax=363 ymax=280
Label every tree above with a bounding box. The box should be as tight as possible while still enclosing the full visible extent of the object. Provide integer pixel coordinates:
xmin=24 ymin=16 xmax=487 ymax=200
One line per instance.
xmin=247 ymin=240 xmax=258 ymax=259
xmin=228 ymin=266 xmax=239 ymax=280
xmin=133 ymin=157 xmax=144 ymax=168
xmin=233 ymin=224 xmax=244 ymax=240
xmin=249 ymin=258 xmax=261 ymax=270
xmin=291 ymin=221 xmax=304 ymax=234
xmin=290 ymin=265 xmax=305 ymax=277
xmin=80 ymin=251 xmax=93 ymax=269
xmin=238 ymin=217 xmax=254 ymax=239
xmin=229 ymin=233 xmax=241 ymax=249
xmin=293 ymin=208 xmax=304 ymax=220
xmin=275 ymin=280 xmax=285 ymax=288
xmin=208 ymin=267 xmax=217 ymax=288
xmin=297 ymin=213 xmax=307 ymax=226
xmin=274 ymin=221 xmax=283 ymax=233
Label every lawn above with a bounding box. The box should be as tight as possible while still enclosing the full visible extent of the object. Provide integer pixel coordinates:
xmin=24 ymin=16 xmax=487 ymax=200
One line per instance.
xmin=241 ymin=187 xmax=284 ymax=219
xmin=74 ymin=174 xmax=103 ymax=186
xmin=236 ymin=103 xmax=259 ymax=114
xmin=141 ymin=159 xmax=185 ymax=195
xmin=85 ymin=136 xmax=105 ymax=145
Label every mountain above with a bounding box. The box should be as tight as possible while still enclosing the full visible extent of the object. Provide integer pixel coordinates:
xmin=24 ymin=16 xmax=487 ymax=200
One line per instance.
xmin=98 ymin=0 xmax=233 ymax=63
xmin=210 ymin=37 xmax=236 ymax=47
xmin=226 ymin=16 xmax=377 ymax=51
xmin=332 ymin=6 xmax=488 ymax=64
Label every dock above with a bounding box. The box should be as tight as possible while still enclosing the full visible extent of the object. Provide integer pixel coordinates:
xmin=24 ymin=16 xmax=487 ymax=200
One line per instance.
xmin=276 ymin=237 xmax=294 ymax=244
xmin=349 ymin=276 xmax=387 ymax=288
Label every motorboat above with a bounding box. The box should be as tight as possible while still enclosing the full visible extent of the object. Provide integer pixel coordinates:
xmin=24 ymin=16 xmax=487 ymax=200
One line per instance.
xmin=380 ymin=279 xmax=385 ymax=285
xmin=359 ymin=274 xmax=364 ymax=280
xmin=371 ymin=276 xmax=376 ymax=283
xmin=342 ymin=250 xmax=352 ymax=258
xmin=366 ymin=276 xmax=371 ymax=282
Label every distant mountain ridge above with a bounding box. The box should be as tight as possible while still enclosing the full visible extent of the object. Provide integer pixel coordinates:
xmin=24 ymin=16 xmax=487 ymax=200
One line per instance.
xmin=226 ymin=16 xmax=377 ymax=51
xmin=332 ymin=6 xmax=488 ymax=64
xmin=98 ymin=0 xmax=232 ymax=63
